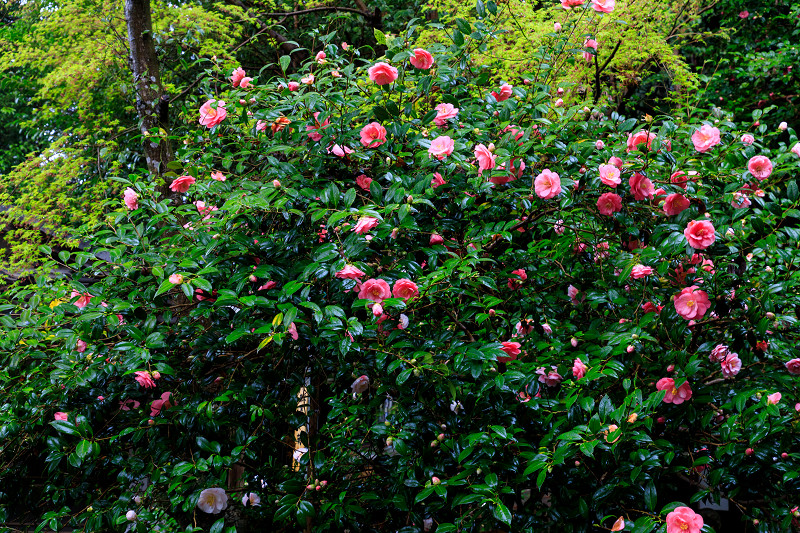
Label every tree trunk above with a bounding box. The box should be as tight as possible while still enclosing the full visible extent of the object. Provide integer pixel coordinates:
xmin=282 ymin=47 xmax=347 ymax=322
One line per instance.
xmin=125 ymin=0 xmax=173 ymax=179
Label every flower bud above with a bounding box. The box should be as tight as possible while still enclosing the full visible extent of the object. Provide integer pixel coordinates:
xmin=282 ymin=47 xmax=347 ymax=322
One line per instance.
xmin=779 ymin=121 xmax=788 ymax=131
xmin=249 ymin=275 xmax=257 ymax=282
xmin=745 ymin=448 xmax=754 ymax=456
xmin=627 ymin=413 xmax=638 ymax=423
xmin=133 ymin=495 xmax=142 ymax=505
xmin=488 ymin=309 xmax=496 ymax=317
xmin=272 ymin=180 xmax=281 ymax=188
xmin=570 ymin=337 xmax=578 ymax=347
xmin=557 ymin=87 xmax=564 ymax=96
xmin=554 ymin=22 xmax=562 ymax=31
xmin=431 ymin=476 xmax=441 ymax=485
xmin=126 ymin=511 xmax=137 ymax=522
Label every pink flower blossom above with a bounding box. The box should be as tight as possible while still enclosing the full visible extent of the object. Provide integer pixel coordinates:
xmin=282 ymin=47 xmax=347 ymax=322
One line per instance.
xmin=597 ymin=192 xmax=622 ymax=215
xmin=515 ymin=320 xmax=533 ymax=337
xmin=287 ymin=81 xmax=300 ymax=91
xmin=428 ymin=136 xmax=455 ymax=159
xmin=230 ymin=67 xmax=246 ymax=87
xmin=430 ymin=234 xmax=444 ymax=245
xmin=433 ymin=103 xmax=459 ymax=126
xmin=664 ymin=193 xmax=690 ymax=215
xmin=656 ymin=377 xmax=693 ymax=404
xmin=684 ymin=220 xmax=716 ymax=249
xmin=507 ymin=269 xmax=527 ymax=290
xmin=431 ymin=172 xmax=446 ymax=188
xmin=239 ymin=77 xmax=252 ymax=88
xmin=568 ymin=285 xmax=584 ymax=305
xmin=709 ymin=344 xmax=729 ymax=362
xmin=356 ymin=174 xmax=373 ymax=190
xmin=629 ymin=173 xmax=655 ymax=200
xmin=491 ymin=83 xmax=513 ymax=102
xmin=731 ymin=192 xmax=751 ymax=209
xmin=692 ymin=124 xmax=721 ymax=153
xmin=721 ymin=352 xmax=742 ymax=378
xmin=608 ymin=156 xmax=624 ymax=169
xmin=785 ymin=358 xmax=800 ymax=375
xmin=199 ymin=100 xmax=226 ymax=128
xmin=748 ymin=155 xmax=773 ymax=180
xmin=591 ymin=0 xmax=615 ymax=12
xmin=76 ymin=340 xmax=87 ymax=352
xmin=598 ymin=164 xmax=621 ymax=187
xmin=210 ymin=171 xmax=226 ymax=181
xmin=71 ymin=290 xmax=93 ymax=309
xmin=329 ymin=144 xmax=354 ymax=157
xmin=534 ymin=169 xmax=562 ymax=199
xmin=741 ymin=134 xmax=755 ymax=145
xmin=360 ymin=122 xmax=387 ymax=148
xmin=767 ymin=392 xmax=781 ymax=405
xmin=358 ymin=279 xmax=391 ymax=302
xmin=150 ymin=391 xmax=173 ymax=417
xmin=642 ymin=302 xmax=662 ymax=314
xmin=134 ymin=371 xmax=157 ymax=389
xmin=123 ymin=188 xmax=139 ymax=210
xmin=560 ymin=0 xmax=584 ymax=7
xmin=739 ymin=10 xmax=749 ymax=18
xmin=351 ymin=375 xmax=370 ymax=394
xmin=392 ymin=279 xmax=419 ymax=301
xmin=368 ymin=62 xmax=398 ymax=85
xmin=572 ymin=358 xmax=587 ymax=379
xmin=791 ymin=143 xmax=800 ymax=157
xmin=595 ymin=140 xmax=605 ymax=149
xmin=626 ymin=130 xmax=656 ymax=152
xmin=287 ymin=322 xmax=298 ymax=340
xmin=170 ymin=175 xmax=196 ymax=193
xmin=474 ymin=144 xmax=497 ymax=175
xmin=409 ymin=48 xmax=434 ymax=69
xmin=119 ymin=399 xmax=140 ymax=411
xmin=169 ymin=273 xmax=183 ymax=284
xmin=54 ymin=412 xmax=68 ymax=421
xmin=315 ymin=51 xmax=326 ymax=63
xmin=630 ymin=265 xmax=653 ymax=279
xmin=673 ymin=286 xmax=711 ymax=320
xmin=257 ymin=281 xmax=277 ymax=291
xmin=537 ymin=366 xmax=563 ymax=386
xmin=353 ymin=216 xmax=379 ymax=235
xmin=306 ymin=112 xmax=330 ymax=142
xmin=498 ymin=341 xmax=521 ymax=363
xmin=336 ymin=265 xmax=365 ymax=279
xmin=666 ymin=506 xmax=703 ymax=533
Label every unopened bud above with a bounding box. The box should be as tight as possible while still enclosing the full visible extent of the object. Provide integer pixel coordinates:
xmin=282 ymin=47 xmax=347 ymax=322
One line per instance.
xmin=431 ymin=476 xmax=441 ymax=485
xmin=272 ymin=180 xmax=281 ymax=188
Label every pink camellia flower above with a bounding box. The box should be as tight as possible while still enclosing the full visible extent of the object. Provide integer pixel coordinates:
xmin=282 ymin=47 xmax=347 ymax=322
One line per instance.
xmin=433 ymin=103 xmax=459 ymax=126
xmin=656 ymin=377 xmax=693 ymax=404
xmin=767 ymin=392 xmax=782 ymax=405
xmin=631 ymin=264 xmax=654 ymax=279
xmin=791 ymin=143 xmax=800 ymax=157
xmin=210 ymin=171 xmax=226 ymax=182
xmin=498 ymin=341 xmax=521 ymax=363
xmin=507 ymin=268 xmax=527 ymax=290
xmin=673 ymin=286 xmax=711 ymax=320
xmin=572 ymin=358 xmax=587 ymax=379
xmin=351 ymin=375 xmax=370 ymax=394
xmin=353 ymin=216 xmax=379 ymax=235
xmin=398 ymin=313 xmax=409 ymax=329
xmin=54 ymin=412 xmax=68 ymax=421
xmin=642 ymin=301 xmax=662 ymax=314
xmin=515 ymin=320 xmax=533 ymax=337
xmin=537 ymin=366 xmax=563 ymax=387
xmin=665 ymin=506 xmax=703 ymax=533
xmin=287 ymin=81 xmax=300 ymax=91
xmin=591 ymin=0 xmax=615 ymax=12
xmin=134 ymin=371 xmax=157 ymax=389
xmin=608 ymin=156 xmax=624 ymax=169
xmin=598 ymin=164 xmax=621 ymax=187
xmin=306 ymin=112 xmax=330 ymax=142
xmin=785 ymin=358 xmax=800 ymax=375
xmin=721 ymin=352 xmax=742 ymax=378
xmin=595 ymin=140 xmax=605 ymax=149
xmin=692 ymin=124 xmax=721 ymax=153
xmin=170 ymin=175 xmax=196 ymax=193
xmin=490 ymin=158 xmax=525 ymax=186
xmin=534 ymin=169 xmax=562 ymax=199
xmin=611 ymin=517 xmax=625 ymax=532
xmin=474 ymin=144 xmax=497 ymax=175
xmin=554 ymin=22 xmax=562 ymax=31
xmin=287 ymin=322 xmax=298 ymax=340
xmin=360 ymin=122 xmax=387 ymax=148
xmin=491 ymin=83 xmax=513 ymax=102
xmin=731 ymin=191 xmax=751 ymax=209
xmin=301 ymin=74 xmax=315 ymax=85
xmin=739 ymin=10 xmax=749 ymax=18
xmin=329 ymin=144 xmax=354 ymax=157
xmin=119 ymin=399 xmax=140 ymax=411
xmin=393 ymin=279 xmax=419 ymax=301
xmin=561 ymin=0 xmax=584 ymax=8
xmin=198 ymin=99 xmax=226 ymax=128
xmin=596 ymin=192 xmax=622 ymax=215
xmin=358 ymin=279 xmax=391 ymax=302
xmin=123 ymin=188 xmax=139 ymax=210
xmin=741 ymin=134 xmax=755 ymax=145
xmin=430 ymin=234 xmax=444 ymax=245
xmin=684 ymin=220 xmax=716 ymax=249
xmin=230 ymin=67 xmax=246 ymax=87
xmin=626 ymin=130 xmax=656 ymax=152
xmin=664 ymin=193 xmax=690 ymax=215
xmin=431 ymin=172 xmax=446 ymax=188
xmin=315 ymin=51 xmax=326 ymax=63
xmin=568 ymin=285 xmax=584 ymax=305
xmin=582 ymin=38 xmax=598 ymax=62
xmin=76 ymin=339 xmax=87 ymax=353
xmin=554 ymin=98 xmax=564 ymax=107
xmin=150 ymin=391 xmax=173 ymax=417
xmin=542 ymin=323 xmax=553 ymax=335
xmin=409 ymin=48 xmax=434 ymax=69
xmin=629 ymin=173 xmax=655 ymax=200
xmin=197 ymin=488 xmax=228 ymax=514
xmin=257 ymin=281 xmax=277 ymax=291
xmin=169 ymin=273 xmax=183 ymax=284
xmin=239 ymin=77 xmax=252 ymax=89
xmin=71 ymin=290 xmax=93 ymax=309
xmin=356 ymin=174 xmax=373 ymax=190
xmin=368 ymin=62 xmax=398 ymax=85
xmin=747 ymin=155 xmax=773 ymax=180
xmin=428 ymin=136 xmax=455 ymax=159
xmin=709 ymin=344 xmax=729 ymax=362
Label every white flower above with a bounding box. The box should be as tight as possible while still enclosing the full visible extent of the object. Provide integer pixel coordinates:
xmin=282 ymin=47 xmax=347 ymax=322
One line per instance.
xmin=125 ymin=510 xmax=137 ymax=521
xmin=241 ymin=492 xmax=261 ymax=507
xmin=197 ymin=487 xmax=228 ymax=514
xmin=450 ymin=400 xmax=463 ymax=414
xmin=293 ymin=447 xmax=308 ymax=462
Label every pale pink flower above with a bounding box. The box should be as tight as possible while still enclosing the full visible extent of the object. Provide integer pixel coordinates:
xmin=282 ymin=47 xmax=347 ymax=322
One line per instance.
xmin=306 ymin=112 xmax=330 ymax=142
xmin=731 ymin=192 xmax=751 ymax=209
xmin=591 ymin=0 xmax=615 ymax=12
xmin=542 ymin=323 xmax=553 ymax=335
xmin=673 ymin=286 xmax=711 ymax=320
xmin=767 ymin=392 xmax=781 ymax=405
xmin=239 ymin=77 xmax=252 ymax=88
xmin=791 ymin=143 xmax=800 ymax=157
xmin=169 ymin=273 xmax=183 ymax=284
xmin=656 ymin=378 xmax=693 ymax=404
xmin=392 ymin=279 xmax=419 ymax=301
xmin=54 ymin=412 xmax=68 ymax=421
xmin=428 ymin=136 xmax=455 ymax=159
xmin=431 ymin=172 xmax=446 ymax=188
xmin=596 ymin=193 xmax=622 ymax=215
xmin=572 ymin=358 xmax=587 ymax=379
xmin=691 ymin=124 xmax=721 ymax=153
xmin=665 ymin=506 xmax=703 ymax=533
xmin=353 ymin=216 xmax=379 ymax=235
xmin=474 ymin=144 xmax=497 ymax=175
xmin=739 ymin=10 xmax=749 ymax=18
xmin=785 ymin=358 xmax=800 ymax=375
xmin=230 ymin=67 xmax=246 ymax=87
xmin=409 ymin=48 xmax=434 ymax=69
xmin=779 ymin=121 xmax=788 ymax=131
xmin=433 ymin=103 xmax=458 ymax=126
xmin=197 ymin=488 xmax=228 ymax=514
xmin=358 ymin=279 xmax=391 ymax=302
xmin=356 ymin=174 xmax=373 ymax=190
xmin=301 ymin=74 xmax=315 ymax=85
xmin=210 ymin=171 xmax=226 ymax=181
xmin=721 ymin=353 xmax=742 ymax=378
xmin=537 ymin=366 xmax=563 ymax=386
xmin=748 ymin=155 xmax=773 ymax=180
xmin=554 ymin=22 xmax=562 ymax=31
xmin=329 ymin=144 xmax=354 ymax=157
xmin=608 ymin=156 xmax=624 ymax=169
xmin=351 ymin=375 xmax=370 ymax=394
xmin=134 ymin=371 xmax=157 ymax=389
xmin=630 ymin=265 xmax=653 ymax=279
xmin=360 ymin=122 xmax=387 ymax=148
xmin=507 ymin=269 xmax=527 ymax=290
xmin=684 ymin=220 xmax=716 ymax=249
xmin=598 ymin=164 xmax=621 ymax=187
xmin=515 ymin=320 xmax=533 ymax=337
xmin=611 ymin=517 xmax=625 ymax=531
xmin=595 ymin=140 xmax=605 ymax=149
xmin=498 ymin=341 xmax=521 ymax=362
xmin=170 ymin=175 xmax=196 ymax=193
xmin=629 ymin=173 xmax=655 ymax=200
xmin=491 ymin=83 xmax=513 ymax=102
xmin=430 ymin=234 xmax=444 ymax=245
xmin=71 ymin=290 xmax=93 ymax=309
xmin=568 ymin=285 xmax=584 ymax=305
xmin=198 ymin=100 xmax=226 ymax=128
xmin=534 ymin=169 xmax=562 ymax=199
xmin=709 ymin=344 xmax=729 ymax=362
xmin=664 ymin=193 xmax=690 ymax=215
xmin=123 ymin=188 xmax=139 ymax=210
xmin=76 ymin=340 xmax=87 ymax=353
xmin=257 ymin=281 xmax=276 ymax=291
xmin=287 ymin=322 xmax=298 ymax=340
xmin=398 ymin=314 xmax=409 ymax=329
xmin=315 ymin=51 xmax=326 ymax=63
xmin=741 ymin=134 xmax=755 ymax=146
xmin=626 ymin=130 xmax=656 ymax=152
xmin=368 ymin=62 xmax=398 ymax=85
xmin=150 ymin=391 xmax=173 ymax=417
xmin=560 ymin=0 xmax=584 ymax=8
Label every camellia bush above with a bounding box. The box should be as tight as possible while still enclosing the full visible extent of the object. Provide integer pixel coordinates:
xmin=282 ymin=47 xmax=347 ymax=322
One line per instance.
xmin=2 ymin=2 xmax=800 ymax=532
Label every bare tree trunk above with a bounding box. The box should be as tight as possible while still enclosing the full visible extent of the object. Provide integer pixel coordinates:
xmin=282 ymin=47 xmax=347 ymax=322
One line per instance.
xmin=125 ymin=0 xmax=173 ymax=180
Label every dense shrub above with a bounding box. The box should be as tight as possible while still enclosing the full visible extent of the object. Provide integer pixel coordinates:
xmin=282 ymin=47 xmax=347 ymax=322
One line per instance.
xmin=1 ymin=3 xmax=800 ymax=532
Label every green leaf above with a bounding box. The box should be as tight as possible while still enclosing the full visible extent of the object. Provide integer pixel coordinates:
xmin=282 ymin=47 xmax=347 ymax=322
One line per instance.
xmin=75 ymin=439 xmax=93 ymax=459
xmin=493 ymin=502 xmax=512 ymax=525
xmin=210 ymin=518 xmax=225 ymax=533
xmin=51 ymin=420 xmax=79 ymax=436
xmin=787 ymin=180 xmax=799 ymax=202
xmin=154 ymin=279 xmax=174 ymax=297
xmin=374 ymin=28 xmax=386 ymax=45
xmin=279 ymin=55 xmax=291 ymax=73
